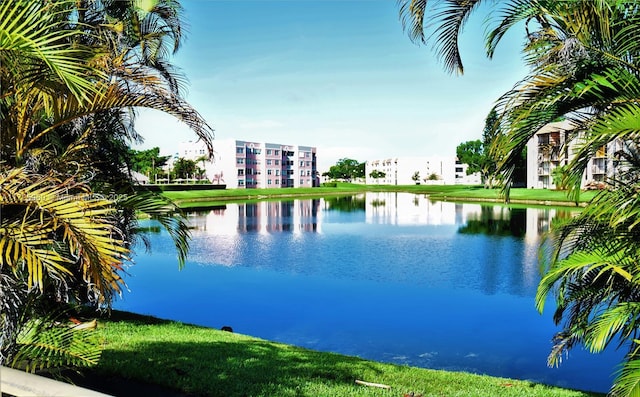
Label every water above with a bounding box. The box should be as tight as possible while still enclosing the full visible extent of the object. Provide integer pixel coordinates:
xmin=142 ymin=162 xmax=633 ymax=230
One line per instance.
xmin=115 ymin=192 xmax=623 ymax=393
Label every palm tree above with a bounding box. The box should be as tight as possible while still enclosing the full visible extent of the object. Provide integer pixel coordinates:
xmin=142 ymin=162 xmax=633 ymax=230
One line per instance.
xmin=0 ymin=168 xmax=126 ymax=366
xmin=0 ymin=0 xmax=213 ymax=371
xmin=398 ymin=1 xmax=640 ymax=395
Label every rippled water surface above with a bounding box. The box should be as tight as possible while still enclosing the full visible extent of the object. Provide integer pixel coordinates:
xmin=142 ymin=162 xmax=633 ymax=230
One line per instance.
xmin=115 ymin=192 xmax=622 ymax=393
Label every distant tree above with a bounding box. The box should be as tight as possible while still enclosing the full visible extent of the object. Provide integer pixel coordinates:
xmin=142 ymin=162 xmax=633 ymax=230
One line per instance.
xmin=456 ymin=139 xmax=485 ymax=172
xmin=172 ymin=158 xmax=199 ymax=180
xmin=427 ymin=173 xmax=440 ymax=181
xmin=456 ymin=108 xmax=504 ymax=188
xmin=324 ymin=158 xmax=365 ymax=181
xmin=355 ymin=162 xmax=366 ymax=179
xmin=369 ymin=170 xmax=386 ymax=184
xmin=412 ymin=171 xmax=420 ymax=184
xmin=129 ymin=147 xmax=170 ymax=179
xmin=481 ymin=108 xmax=501 ymax=187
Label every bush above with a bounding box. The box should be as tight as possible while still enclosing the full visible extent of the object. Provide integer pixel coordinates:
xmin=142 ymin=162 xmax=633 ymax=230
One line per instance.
xmin=322 ymin=182 xmax=337 ymax=187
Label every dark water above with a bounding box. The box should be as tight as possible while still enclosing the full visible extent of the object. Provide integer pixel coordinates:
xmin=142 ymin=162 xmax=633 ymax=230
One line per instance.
xmin=115 ymin=192 xmax=622 ymax=393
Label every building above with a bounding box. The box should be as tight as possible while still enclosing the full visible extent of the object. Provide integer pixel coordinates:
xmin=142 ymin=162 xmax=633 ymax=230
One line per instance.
xmin=365 ymin=156 xmax=481 ymax=185
xmin=178 ymin=139 xmax=319 ymax=189
xmin=131 ymin=170 xmax=149 ymax=184
xmin=526 ymin=120 xmax=624 ymax=189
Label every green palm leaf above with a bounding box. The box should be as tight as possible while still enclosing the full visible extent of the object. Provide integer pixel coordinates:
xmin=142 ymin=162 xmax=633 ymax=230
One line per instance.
xmin=0 ymin=168 xmax=129 ymax=302
xmin=120 ymin=190 xmax=191 ymax=267
xmin=0 ymin=0 xmax=101 ymax=104
xmin=612 ymin=350 xmax=640 ymax=397
xmin=587 ymin=303 xmax=640 ymax=354
xmin=9 ymin=316 xmax=101 ymax=372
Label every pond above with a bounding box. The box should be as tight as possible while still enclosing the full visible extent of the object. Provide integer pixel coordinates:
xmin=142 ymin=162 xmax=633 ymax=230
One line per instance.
xmin=114 ymin=192 xmax=623 ymax=393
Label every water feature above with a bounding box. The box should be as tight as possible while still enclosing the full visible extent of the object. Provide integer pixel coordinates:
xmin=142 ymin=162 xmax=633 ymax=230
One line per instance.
xmin=114 ymin=192 xmax=623 ymax=393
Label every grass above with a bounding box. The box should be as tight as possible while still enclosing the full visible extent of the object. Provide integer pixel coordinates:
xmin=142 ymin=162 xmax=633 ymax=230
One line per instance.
xmin=161 ymin=183 xmax=598 ymax=209
xmin=90 ymin=311 xmax=604 ymax=397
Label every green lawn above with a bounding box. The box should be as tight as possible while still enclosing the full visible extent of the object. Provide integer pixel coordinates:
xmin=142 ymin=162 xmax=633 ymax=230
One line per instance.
xmin=91 ymin=311 xmax=603 ymax=397
xmin=161 ymin=183 xmax=598 ymax=209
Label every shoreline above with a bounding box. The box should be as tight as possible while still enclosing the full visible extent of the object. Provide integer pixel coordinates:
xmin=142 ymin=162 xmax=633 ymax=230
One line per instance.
xmin=160 ymin=184 xmax=592 ymax=210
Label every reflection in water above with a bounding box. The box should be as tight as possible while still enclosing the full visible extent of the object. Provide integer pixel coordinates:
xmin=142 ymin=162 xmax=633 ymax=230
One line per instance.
xmin=185 ymin=194 xmax=572 ymax=242
xmin=324 ymin=195 xmax=366 ymax=212
xmin=187 ymin=199 xmax=321 ymax=234
xmin=183 ymin=195 xmax=570 ymax=298
xmin=458 ymin=207 xmax=527 ymax=237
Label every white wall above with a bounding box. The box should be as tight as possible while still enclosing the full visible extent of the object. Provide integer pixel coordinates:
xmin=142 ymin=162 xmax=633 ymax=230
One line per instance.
xmin=365 ymin=156 xmax=481 ymax=185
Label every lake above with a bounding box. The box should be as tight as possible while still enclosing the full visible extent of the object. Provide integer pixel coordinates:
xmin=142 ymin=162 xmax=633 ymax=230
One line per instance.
xmin=114 ymin=192 xmax=623 ymax=393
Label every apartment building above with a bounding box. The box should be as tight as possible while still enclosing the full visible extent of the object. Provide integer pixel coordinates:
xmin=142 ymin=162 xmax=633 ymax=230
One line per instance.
xmin=178 ymin=139 xmax=319 ymax=189
xmin=365 ymin=156 xmax=481 ymax=185
xmin=526 ymin=120 xmax=624 ymax=189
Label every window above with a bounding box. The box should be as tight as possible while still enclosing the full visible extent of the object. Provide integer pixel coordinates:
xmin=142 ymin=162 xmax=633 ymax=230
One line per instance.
xmin=237 ymin=169 xmax=244 ymax=176
xmin=455 ymin=167 xmax=463 ymax=173
xmin=305 ymin=152 xmax=310 ymax=157
xmin=267 ymin=159 xmax=272 ymax=165
xmin=236 ymin=147 xmax=244 ymax=154
xmin=300 ymin=170 xmax=305 ymax=176
xmin=236 ymin=158 xmax=244 ymax=164
xmin=267 ymin=169 xmax=272 ymax=175
xmin=275 ymin=159 xmax=280 ymax=165
xmin=274 ymin=150 xmax=280 ymax=155
xmin=307 ymin=170 xmax=311 ymax=176
xmin=238 ymin=180 xmax=245 ymax=186
xmin=246 ymin=168 xmax=253 ymax=175
xmin=275 ymin=179 xmax=280 ymax=184
xmin=275 ymin=170 xmax=280 ymax=176
xmin=306 ymin=161 xmax=310 ymax=167
xmin=300 ymin=179 xmax=304 ymax=185
xmin=267 ymin=149 xmax=272 ymax=155
xmin=300 ymin=161 xmax=304 ymax=167
xmin=253 ymin=148 xmax=261 ymax=154
xmin=267 ymin=179 xmax=272 ymax=185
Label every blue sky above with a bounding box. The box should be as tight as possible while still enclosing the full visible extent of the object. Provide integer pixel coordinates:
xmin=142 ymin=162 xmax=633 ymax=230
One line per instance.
xmin=134 ymin=0 xmax=529 ymax=171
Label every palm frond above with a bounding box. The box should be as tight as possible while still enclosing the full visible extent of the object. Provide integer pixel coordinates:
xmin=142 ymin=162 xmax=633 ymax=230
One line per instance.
xmin=0 ymin=168 xmax=129 ymax=303
xmin=16 ymin=65 xmax=214 ymax=158
xmin=587 ymin=302 xmax=640 ymax=354
xmin=486 ymin=0 xmax=540 ymax=59
xmin=430 ymin=0 xmax=483 ymax=75
xmin=398 ymin=0 xmax=428 ymax=45
xmin=9 ymin=315 xmax=101 ymax=372
xmin=0 ymin=0 xmax=102 ymax=104
xmin=120 ymin=190 xmax=190 ymax=267
xmin=612 ymin=347 xmax=640 ymax=397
